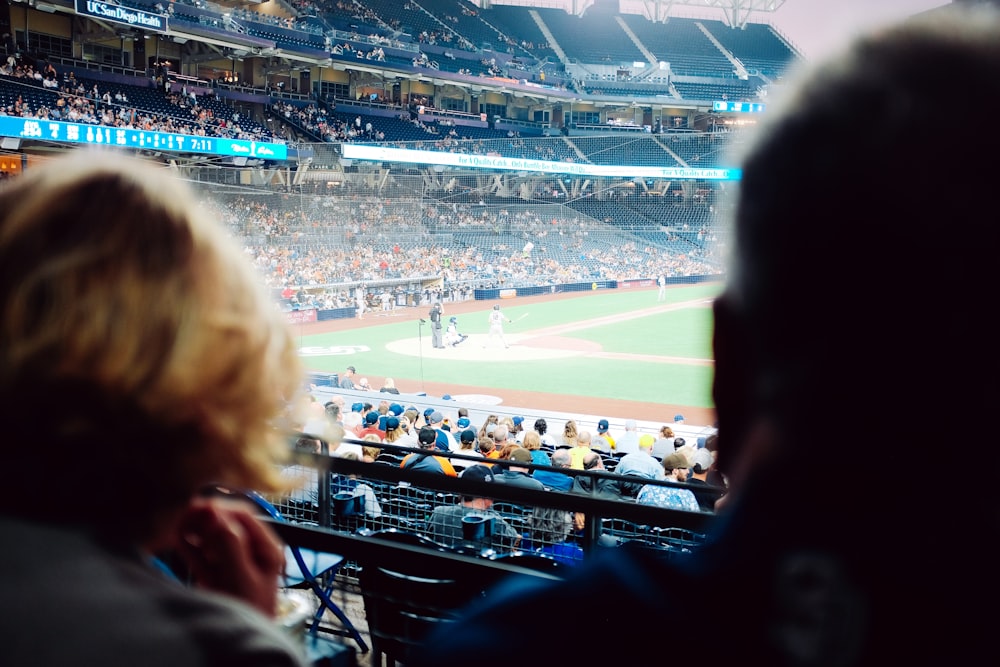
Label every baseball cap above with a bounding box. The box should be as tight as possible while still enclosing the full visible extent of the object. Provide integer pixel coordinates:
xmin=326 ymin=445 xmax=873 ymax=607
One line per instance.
xmin=673 ymin=413 xmax=685 ymax=422
xmin=429 ymin=410 xmax=444 ymax=424
xmin=597 ymin=419 xmax=609 ymax=433
xmin=692 ymin=448 xmax=713 ymax=473
xmin=460 ymin=465 xmax=495 ymax=483
xmin=509 ymin=447 xmax=532 ymax=464
xmin=385 ymin=416 xmax=400 ymax=432
xmin=346 ymin=366 xmax=356 ymax=373
xmin=661 ymin=452 xmax=689 ymax=472
xmin=638 ymin=434 xmax=655 ymax=449
xmin=457 ymin=417 xmax=471 ymax=428
xmin=418 ymin=426 xmax=437 ymax=446
xmin=673 ymin=437 xmax=686 ymax=449
xmin=512 ymin=416 xmax=524 ymax=426
xmin=389 ymin=403 xmax=404 ymax=416
xmin=460 ymin=428 xmax=477 ymax=444
xmin=351 ymin=402 xmax=363 ymax=413
xmin=423 ymin=408 xmax=435 ymax=419
xmin=365 ymin=411 xmax=379 ymax=425
xmin=442 ymin=394 xmax=452 ymax=401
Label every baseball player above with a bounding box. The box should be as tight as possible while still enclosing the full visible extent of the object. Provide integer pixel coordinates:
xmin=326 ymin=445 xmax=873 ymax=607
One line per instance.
xmin=486 ymin=304 xmax=511 ymax=349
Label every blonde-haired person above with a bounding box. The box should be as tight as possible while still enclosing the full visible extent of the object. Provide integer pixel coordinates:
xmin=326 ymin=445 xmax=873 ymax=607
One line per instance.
xmin=0 ymin=151 xmax=307 ymax=665
xmin=522 ymin=430 xmax=551 ymax=468
xmin=561 ymin=419 xmax=578 ymax=449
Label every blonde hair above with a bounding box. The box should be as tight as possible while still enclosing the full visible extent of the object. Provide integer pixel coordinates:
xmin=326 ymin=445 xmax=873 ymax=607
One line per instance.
xmin=0 ymin=151 xmax=303 ymax=537
xmin=563 ymin=419 xmax=578 ymax=446
xmin=522 ymin=430 xmax=541 ymax=451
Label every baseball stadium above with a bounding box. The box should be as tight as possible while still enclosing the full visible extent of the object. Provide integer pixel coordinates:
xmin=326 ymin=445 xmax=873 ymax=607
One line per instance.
xmin=1 ymin=0 xmax=971 ymax=665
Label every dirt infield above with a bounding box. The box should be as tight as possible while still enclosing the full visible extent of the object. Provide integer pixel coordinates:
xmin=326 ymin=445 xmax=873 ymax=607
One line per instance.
xmin=294 ymin=288 xmax=718 ymax=426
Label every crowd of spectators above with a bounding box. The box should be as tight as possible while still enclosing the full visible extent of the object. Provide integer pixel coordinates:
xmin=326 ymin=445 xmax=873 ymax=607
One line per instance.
xmin=201 ymin=193 xmax=719 ymax=296
xmin=1 ymin=58 xmax=277 ymax=143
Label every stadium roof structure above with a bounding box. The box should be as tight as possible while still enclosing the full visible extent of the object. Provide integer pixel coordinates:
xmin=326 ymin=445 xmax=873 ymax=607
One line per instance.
xmin=483 ymin=0 xmax=788 ymax=29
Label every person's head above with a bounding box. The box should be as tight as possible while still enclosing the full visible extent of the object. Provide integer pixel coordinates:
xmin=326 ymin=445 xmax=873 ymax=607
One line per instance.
xmin=497 ymin=442 xmax=518 ymax=460
xmin=383 ymin=416 xmax=402 ymax=443
xmin=522 ymin=430 xmax=541 ymax=451
xmin=529 ymin=506 xmax=573 ymax=545
xmin=581 ymin=451 xmax=604 ymax=471
xmin=0 ymin=151 xmax=303 ymax=541
xmin=659 ymin=425 xmax=675 ymax=439
xmin=624 ymin=419 xmax=637 ymax=432
xmin=364 ymin=411 xmax=380 ymax=427
xmin=459 ymin=428 xmax=477 ymax=450
xmin=563 ymin=419 xmax=578 ymax=442
xmin=713 ymin=9 xmax=1000 ymax=492
xmin=344 ymin=365 xmax=356 ymax=378
xmin=638 ymin=434 xmax=655 ymax=452
xmin=534 ymin=418 xmax=548 ymax=435
xmin=508 ymin=447 xmax=532 ymax=470
xmin=596 ymin=419 xmax=609 ymax=435
xmin=417 ymin=426 xmax=437 ymax=449
xmin=458 ymin=464 xmax=495 ymax=504
xmin=661 ymin=452 xmax=689 ymax=479
xmin=361 ymin=433 xmax=382 ymax=444
xmin=550 ymin=449 xmax=571 ymax=469
xmin=382 ymin=377 xmax=396 ymax=390
xmin=361 ymin=445 xmax=380 ymax=463
xmin=493 ymin=424 xmax=509 ymax=444
xmin=479 ymin=437 xmax=496 ymax=456
xmin=577 ymin=430 xmax=592 ymax=447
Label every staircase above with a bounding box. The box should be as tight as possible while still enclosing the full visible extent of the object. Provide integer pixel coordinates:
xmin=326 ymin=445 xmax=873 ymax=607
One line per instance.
xmin=615 ymin=15 xmax=659 ymax=75
xmin=697 ymin=21 xmax=747 ymax=79
xmin=529 ymin=10 xmax=568 ymax=65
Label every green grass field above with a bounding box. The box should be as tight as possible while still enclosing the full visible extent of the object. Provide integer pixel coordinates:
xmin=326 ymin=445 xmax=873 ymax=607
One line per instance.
xmin=297 ymin=283 xmax=722 ymax=409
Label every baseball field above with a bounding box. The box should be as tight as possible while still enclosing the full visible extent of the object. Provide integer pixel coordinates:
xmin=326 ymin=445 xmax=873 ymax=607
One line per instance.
xmin=293 ymin=282 xmax=723 ymax=427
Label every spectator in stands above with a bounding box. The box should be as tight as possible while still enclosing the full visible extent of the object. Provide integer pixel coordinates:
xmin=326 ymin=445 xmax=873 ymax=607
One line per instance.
xmin=534 ymin=418 xmax=558 ymax=448
xmin=568 ymin=429 xmax=594 ymax=470
xmin=560 ymin=419 xmax=578 ymax=449
xmin=428 ymin=465 xmax=521 ymax=553
xmin=478 ymin=413 xmax=499 ymax=441
xmin=0 ymin=151 xmax=306 ymax=665
xmin=492 ymin=424 xmax=511 ymax=450
xmin=356 ymin=411 xmax=385 ymax=440
xmin=510 ymin=416 xmax=525 ymax=443
xmin=570 ymin=451 xmax=621 ymax=500
xmin=613 ymin=433 xmax=663 ymax=497
xmin=380 ymin=377 xmax=401 ymax=394
xmin=686 ymin=448 xmax=718 ymax=512
xmin=533 ymin=448 xmax=573 ymax=492
xmin=635 ymin=453 xmax=700 ymax=512
xmin=417 ymin=10 xmax=1000 ymax=664
xmin=494 ymin=448 xmax=545 ymax=490
xmin=525 ymin=506 xmax=583 ymax=566
xmin=339 ymin=365 xmax=357 ymax=389
xmin=400 ymin=427 xmax=457 ymax=476
xmin=522 ymin=430 xmax=551 ymax=467
xmin=426 ymin=410 xmax=457 ymax=452
xmin=613 ymin=419 xmax=640 ymax=455
xmin=593 ymin=419 xmax=615 ymax=453
xmin=651 ymin=424 xmax=675 ymax=459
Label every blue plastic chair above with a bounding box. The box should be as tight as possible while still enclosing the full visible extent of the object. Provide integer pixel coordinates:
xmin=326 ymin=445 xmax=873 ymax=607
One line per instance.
xmin=239 ymin=489 xmax=369 ymax=653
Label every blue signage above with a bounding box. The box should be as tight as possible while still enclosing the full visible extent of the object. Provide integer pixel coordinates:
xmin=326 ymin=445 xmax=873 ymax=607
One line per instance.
xmin=0 ymin=116 xmax=288 ymax=160
xmin=713 ymin=101 xmax=766 ymax=113
xmin=75 ymin=0 xmax=168 ymax=31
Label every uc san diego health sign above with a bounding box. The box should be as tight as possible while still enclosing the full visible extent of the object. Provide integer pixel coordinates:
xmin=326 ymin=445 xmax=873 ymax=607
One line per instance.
xmin=75 ymin=0 xmax=168 ymax=32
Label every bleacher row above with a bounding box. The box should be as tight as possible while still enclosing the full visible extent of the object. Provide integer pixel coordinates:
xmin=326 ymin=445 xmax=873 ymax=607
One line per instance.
xmin=272 ymin=438 xmax=718 ymax=577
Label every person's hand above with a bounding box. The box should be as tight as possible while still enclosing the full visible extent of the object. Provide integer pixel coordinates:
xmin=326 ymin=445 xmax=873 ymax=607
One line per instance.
xmin=173 ymin=496 xmax=285 ymax=618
